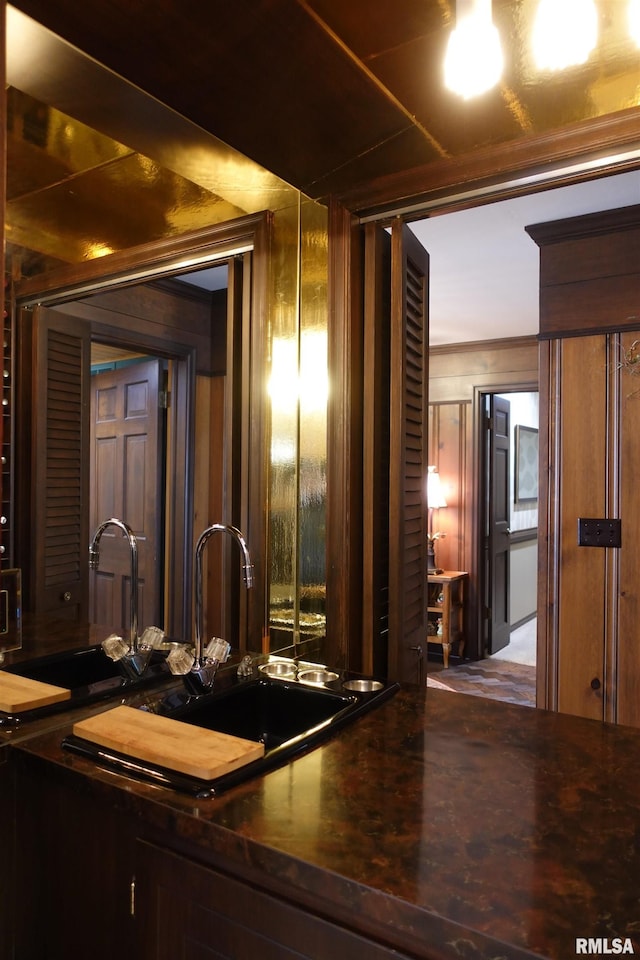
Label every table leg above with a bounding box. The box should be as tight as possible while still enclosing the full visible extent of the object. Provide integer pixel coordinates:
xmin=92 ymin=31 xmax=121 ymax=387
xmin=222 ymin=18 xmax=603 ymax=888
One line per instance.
xmin=442 ymin=641 xmax=451 ymax=668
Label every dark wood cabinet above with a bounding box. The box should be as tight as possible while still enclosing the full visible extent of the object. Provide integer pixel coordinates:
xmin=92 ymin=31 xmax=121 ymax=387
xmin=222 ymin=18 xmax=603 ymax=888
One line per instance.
xmin=12 ymin=759 xmax=134 ymax=960
xmin=134 ymin=839 xmax=414 ymax=960
xmin=10 ymin=758 xmax=436 ymax=960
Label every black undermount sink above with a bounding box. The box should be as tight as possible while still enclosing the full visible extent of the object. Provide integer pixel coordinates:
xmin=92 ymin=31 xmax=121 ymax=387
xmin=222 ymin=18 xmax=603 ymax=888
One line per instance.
xmin=0 ymin=644 xmax=170 ymax=727
xmin=62 ymin=667 xmax=400 ymax=798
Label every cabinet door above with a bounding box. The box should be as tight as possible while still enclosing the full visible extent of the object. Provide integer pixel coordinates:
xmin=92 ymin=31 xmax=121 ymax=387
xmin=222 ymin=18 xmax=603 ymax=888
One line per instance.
xmin=135 ymin=840 xmax=416 ymax=960
xmin=13 ymin=760 xmax=134 ymax=960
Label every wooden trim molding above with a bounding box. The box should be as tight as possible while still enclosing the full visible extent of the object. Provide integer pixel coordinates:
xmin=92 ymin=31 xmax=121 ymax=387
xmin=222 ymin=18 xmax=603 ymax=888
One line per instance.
xmin=325 ymin=199 xmax=364 ymax=671
xmin=337 ymin=108 xmax=640 ymax=219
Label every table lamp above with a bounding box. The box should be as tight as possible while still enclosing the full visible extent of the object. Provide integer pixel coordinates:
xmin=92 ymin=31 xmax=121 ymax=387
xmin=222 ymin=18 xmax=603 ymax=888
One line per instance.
xmin=427 ymin=466 xmax=447 ymax=574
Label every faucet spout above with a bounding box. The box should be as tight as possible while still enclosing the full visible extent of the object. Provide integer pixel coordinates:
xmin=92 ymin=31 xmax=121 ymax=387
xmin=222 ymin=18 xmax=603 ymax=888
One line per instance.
xmin=89 ymin=518 xmax=139 ymax=652
xmin=190 ymin=523 xmax=253 ymax=686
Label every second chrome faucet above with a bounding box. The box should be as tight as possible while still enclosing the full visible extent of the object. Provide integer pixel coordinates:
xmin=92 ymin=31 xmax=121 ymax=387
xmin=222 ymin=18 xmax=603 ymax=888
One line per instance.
xmin=90 ymin=517 xmax=164 ymax=679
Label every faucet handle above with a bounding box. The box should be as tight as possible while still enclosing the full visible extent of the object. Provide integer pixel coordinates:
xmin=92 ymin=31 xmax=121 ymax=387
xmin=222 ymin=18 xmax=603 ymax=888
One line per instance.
xmin=167 ymin=643 xmax=195 ymax=675
xmin=203 ymin=638 xmax=231 ymax=664
xmin=139 ymin=625 xmax=166 ymax=650
xmin=101 ymin=633 xmax=129 ymax=661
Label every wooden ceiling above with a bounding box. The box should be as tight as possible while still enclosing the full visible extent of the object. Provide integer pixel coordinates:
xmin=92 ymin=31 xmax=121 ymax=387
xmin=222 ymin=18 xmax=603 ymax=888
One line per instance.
xmin=6 ymin=0 xmax=640 ymax=281
xmin=9 ymin=0 xmax=640 ymax=207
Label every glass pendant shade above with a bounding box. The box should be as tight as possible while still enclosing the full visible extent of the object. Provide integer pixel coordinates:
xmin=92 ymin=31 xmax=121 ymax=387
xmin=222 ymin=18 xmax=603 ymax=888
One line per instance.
xmin=532 ymin=0 xmax=598 ymax=71
xmin=444 ymin=0 xmax=504 ymax=98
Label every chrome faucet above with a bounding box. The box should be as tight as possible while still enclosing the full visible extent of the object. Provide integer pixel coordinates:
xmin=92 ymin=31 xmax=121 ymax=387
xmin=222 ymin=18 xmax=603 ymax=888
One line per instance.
xmin=89 ymin=518 xmax=148 ymax=677
xmin=184 ymin=523 xmax=254 ymax=695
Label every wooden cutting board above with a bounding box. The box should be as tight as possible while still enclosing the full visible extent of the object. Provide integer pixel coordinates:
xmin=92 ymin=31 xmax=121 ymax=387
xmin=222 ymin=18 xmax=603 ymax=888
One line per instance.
xmin=73 ymin=704 xmax=265 ymax=781
xmin=0 ymin=673 xmax=71 ymax=713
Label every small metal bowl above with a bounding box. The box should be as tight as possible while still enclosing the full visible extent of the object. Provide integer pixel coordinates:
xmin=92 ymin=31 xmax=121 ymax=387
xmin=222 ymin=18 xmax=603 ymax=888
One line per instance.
xmin=259 ymin=661 xmax=297 ymax=679
xmin=298 ymin=668 xmax=339 ymax=685
xmin=343 ymin=678 xmax=384 ymax=693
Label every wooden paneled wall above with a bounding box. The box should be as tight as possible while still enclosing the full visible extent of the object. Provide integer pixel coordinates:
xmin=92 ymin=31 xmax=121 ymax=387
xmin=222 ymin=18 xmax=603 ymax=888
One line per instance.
xmin=429 ymin=337 xmax=539 ymax=660
xmin=529 ymin=206 xmax=640 ymax=726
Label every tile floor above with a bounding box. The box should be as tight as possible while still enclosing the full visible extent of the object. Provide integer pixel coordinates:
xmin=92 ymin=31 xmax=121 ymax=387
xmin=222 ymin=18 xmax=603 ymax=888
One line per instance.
xmin=426 ymin=617 xmax=537 ymax=707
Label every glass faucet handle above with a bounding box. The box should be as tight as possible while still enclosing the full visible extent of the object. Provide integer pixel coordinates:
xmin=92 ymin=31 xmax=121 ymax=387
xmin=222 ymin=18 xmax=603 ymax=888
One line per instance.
xmin=139 ymin=625 xmax=166 ymax=649
xmin=203 ymin=638 xmax=231 ymax=663
xmin=101 ymin=633 xmax=129 ymax=661
xmin=167 ymin=644 xmax=195 ymax=675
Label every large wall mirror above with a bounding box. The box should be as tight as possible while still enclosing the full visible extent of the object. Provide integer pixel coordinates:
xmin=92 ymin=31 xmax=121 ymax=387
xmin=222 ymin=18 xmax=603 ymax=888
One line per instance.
xmin=3 ymin=8 xmax=328 ymax=664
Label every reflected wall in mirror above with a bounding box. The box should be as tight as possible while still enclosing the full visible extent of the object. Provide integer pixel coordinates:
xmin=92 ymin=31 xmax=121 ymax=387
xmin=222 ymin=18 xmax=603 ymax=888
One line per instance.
xmin=3 ymin=9 xmax=329 ymax=665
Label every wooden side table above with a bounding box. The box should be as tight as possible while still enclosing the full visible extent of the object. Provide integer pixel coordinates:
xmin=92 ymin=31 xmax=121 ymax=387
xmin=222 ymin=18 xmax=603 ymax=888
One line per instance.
xmin=427 ymin=571 xmax=467 ymax=668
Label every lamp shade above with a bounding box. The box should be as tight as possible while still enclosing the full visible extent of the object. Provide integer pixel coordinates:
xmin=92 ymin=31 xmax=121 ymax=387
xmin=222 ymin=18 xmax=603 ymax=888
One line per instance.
xmin=427 ymin=466 xmax=447 ymax=509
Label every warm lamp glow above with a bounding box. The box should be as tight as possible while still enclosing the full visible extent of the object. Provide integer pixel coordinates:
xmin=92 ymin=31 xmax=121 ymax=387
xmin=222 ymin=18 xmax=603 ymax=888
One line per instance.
xmin=444 ymin=0 xmax=504 ymax=99
xmin=532 ymin=0 xmax=598 ymax=71
xmin=427 ymin=466 xmax=447 ymax=510
xmin=630 ymin=0 xmax=640 ymax=46
xmin=427 ymin=466 xmax=447 ymax=574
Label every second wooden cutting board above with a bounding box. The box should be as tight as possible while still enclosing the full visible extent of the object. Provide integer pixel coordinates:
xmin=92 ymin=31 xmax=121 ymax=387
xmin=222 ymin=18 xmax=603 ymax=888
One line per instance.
xmin=0 ymin=673 xmax=71 ymax=713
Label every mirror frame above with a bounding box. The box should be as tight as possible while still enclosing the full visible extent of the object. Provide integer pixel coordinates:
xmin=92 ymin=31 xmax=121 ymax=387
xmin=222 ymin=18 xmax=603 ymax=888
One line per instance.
xmin=12 ymin=212 xmax=272 ymax=653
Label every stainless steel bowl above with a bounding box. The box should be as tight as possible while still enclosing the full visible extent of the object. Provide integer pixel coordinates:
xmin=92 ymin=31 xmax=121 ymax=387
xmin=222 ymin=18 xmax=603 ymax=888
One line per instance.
xmin=258 ymin=661 xmax=297 ymax=679
xmin=343 ymin=678 xmax=384 ymax=693
xmin=298 ymin=668 xmax=339 ymax=685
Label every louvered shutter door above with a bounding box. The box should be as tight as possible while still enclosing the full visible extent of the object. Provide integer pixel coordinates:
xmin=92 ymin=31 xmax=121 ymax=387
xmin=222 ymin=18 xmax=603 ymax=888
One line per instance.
xmin=388 ymin=223 xmax=429 ymax=683
xmin=31 ymin=307 xmax=90 ymax=619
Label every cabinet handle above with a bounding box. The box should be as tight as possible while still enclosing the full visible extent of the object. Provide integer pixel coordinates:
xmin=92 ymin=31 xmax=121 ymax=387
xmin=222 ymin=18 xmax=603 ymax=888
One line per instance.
xmin=591 ymin=677 xmax=601 ymax=690
xmin=62 ymin=591 xmax=72 ymax=603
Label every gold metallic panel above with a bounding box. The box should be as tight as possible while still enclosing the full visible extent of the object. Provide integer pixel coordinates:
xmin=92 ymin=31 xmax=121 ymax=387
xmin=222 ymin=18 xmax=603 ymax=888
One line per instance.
xmin=6 ymin=89 xmax=133 ymax=199
xmin=6 ymin=145 xmax=246 ymax=267
xmin=4 ymin=9 xmax=298 ymax=282
xmin=268 ymin=199 xmax=301 ymax=652
xmin=298 ymin=198 xmax=328 ymax=642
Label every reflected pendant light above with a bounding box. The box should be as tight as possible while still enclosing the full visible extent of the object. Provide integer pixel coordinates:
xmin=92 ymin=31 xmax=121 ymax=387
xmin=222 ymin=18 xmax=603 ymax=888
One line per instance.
xmin=532 ymin=0 xmax=598 ymax=71
xmin=444 ymin=0 xmax=504 ymax=99
xmin=630 ymin=0 xmax=640 ymax=46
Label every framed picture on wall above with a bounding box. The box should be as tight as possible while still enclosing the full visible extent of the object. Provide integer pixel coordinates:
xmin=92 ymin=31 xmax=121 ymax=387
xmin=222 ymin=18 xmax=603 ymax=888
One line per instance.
xmin=515 ymin=425 xmax=538 ymax=503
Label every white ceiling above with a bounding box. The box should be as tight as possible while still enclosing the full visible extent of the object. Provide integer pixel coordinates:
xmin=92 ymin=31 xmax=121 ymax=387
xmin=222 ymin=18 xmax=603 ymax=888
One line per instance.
xmin=410 ymin=169 xmax=640 ymax=346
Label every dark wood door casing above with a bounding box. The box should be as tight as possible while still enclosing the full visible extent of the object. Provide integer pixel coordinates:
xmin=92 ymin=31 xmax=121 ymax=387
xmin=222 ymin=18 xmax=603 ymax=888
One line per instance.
xmin=362 ymin=224 xmax=391 ymax=678
xmin=327 ymin=209 xmax=430 ymax=683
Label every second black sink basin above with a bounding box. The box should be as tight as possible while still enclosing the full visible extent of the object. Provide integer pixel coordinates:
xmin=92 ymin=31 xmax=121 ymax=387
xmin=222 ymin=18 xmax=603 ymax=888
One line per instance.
xmin=1 ymin=644 xmax=170 ymax=727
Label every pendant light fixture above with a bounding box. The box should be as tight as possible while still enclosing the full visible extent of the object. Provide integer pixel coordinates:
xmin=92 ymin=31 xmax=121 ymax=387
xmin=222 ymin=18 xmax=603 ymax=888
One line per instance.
xmin=532 ymin=0 xmax=598 ymax=71
xmin=444 ymin=0 xmax=504 ymax=99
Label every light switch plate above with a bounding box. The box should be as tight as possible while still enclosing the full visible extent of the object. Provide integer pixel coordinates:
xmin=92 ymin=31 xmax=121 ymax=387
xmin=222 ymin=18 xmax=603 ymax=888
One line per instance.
xmin=578 ymin=518 xmax=622 ymax=548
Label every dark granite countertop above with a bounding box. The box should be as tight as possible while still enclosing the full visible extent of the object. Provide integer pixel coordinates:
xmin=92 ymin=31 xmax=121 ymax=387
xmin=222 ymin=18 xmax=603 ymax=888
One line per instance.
xmin=12 ymin=685 xmax=640 ymax=960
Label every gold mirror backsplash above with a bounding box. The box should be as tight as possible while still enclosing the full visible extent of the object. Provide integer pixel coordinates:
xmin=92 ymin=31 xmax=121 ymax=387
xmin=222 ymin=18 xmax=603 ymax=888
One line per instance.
xmin=3 ymin=10 xmax=328 ymax=664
